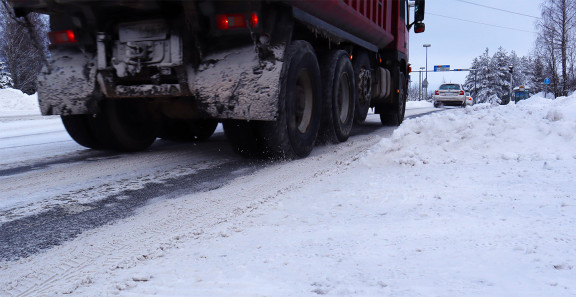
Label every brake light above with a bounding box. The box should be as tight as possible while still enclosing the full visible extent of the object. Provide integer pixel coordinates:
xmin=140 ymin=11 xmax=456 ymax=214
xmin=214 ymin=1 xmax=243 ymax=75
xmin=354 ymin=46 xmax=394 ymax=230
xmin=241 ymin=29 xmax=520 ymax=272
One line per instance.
xmin=435 ymin=90 xmax=439 ymax=95
xmin=48 ymin=30 xmax=77 ymax=45
xmin=460 ymin=90 xmax=465 ymax=95
xmin=250 ymin=13 xmax=259 ymax=27
xmin=216 ymin=13 xmax=258 ymax=30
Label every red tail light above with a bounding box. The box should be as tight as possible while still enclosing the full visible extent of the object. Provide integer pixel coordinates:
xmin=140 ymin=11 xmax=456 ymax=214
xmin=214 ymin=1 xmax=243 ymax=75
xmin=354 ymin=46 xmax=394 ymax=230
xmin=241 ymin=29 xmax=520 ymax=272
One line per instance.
xmin=48 ymin=30 xmax=77 ymax=45
xmin=216 ymin=13 xmax=258 ymax=30
xmin=460 ymin=90 xmax=465 ymax=95
xmin=250 ymin=13 xmax=259 ymax=27
xmin=435 ymin=90 xmax=439 ymax=95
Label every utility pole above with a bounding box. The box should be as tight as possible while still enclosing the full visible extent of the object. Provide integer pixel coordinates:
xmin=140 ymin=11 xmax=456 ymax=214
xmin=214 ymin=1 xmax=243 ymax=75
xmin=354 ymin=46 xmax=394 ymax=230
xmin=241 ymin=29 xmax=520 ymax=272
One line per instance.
xmin=509 ymin=65 xmax=514 ymax=98
xmin=423 ymin=44 xmax=431 ymax=99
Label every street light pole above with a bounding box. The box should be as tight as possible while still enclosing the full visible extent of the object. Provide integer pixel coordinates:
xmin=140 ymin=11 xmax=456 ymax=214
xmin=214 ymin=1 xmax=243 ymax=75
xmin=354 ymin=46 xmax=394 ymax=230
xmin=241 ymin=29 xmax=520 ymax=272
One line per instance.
xmin=419 ymin=67 xmax=424 ymax=100
xmin=423 ymin=44 xmax=431 ymax=99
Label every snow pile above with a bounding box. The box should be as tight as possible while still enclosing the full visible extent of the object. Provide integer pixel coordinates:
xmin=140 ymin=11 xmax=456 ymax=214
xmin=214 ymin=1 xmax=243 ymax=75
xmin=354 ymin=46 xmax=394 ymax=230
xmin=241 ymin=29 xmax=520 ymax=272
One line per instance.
xmin=0 ymin=88 xmax=40 ymax=116
xmin=369 ymin=95 xmax=576 ymax=166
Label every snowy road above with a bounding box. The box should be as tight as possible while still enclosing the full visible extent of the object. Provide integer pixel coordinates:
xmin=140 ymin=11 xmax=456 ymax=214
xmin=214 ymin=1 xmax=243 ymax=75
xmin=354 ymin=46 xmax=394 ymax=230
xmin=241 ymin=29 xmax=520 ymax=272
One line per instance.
xmin=1 ymin=96 xmax=576 ymax=296
xmin=0 ymin=108 xmax=438 ymax=296
xmin=0 ymin=108 xmax=436 ymax=263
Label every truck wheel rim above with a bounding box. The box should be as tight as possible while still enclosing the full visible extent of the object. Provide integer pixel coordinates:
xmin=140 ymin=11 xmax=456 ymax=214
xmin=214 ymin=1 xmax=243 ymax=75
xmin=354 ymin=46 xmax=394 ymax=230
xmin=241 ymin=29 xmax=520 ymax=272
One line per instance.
xmin=337 ymin=72 xmax=351 ymax=123
xmin=295 ymin=68 xmax=314 ymax=134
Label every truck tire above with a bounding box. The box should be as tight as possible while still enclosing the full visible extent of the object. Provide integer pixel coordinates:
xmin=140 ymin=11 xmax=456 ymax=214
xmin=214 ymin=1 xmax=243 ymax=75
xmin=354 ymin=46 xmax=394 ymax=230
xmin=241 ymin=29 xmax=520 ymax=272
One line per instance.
xmin=319 ymin=50 xmax=356 ymax=143
xmin=258 ymin=40 xmax=322 ymax=159
xmin=89 ymin=99 xmax=157 ymax=151
xmin=353 ymin=51 xmax=372 ymax=124
xmin=61 ymin=114 xmax=104 ymax=150
xmin=160 ymin=119 xmax=218 ymax=142
xmin=223 ymin=120 xmax=263 ymax=158
xmin=380 ymin=69 xmax=407 ymax=126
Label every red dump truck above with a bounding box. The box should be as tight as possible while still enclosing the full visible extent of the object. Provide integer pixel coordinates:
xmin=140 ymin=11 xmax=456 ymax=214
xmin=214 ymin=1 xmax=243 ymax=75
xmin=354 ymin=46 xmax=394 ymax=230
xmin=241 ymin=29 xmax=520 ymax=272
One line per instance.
xmin=8 ymin=0 xmax=425 ymax=158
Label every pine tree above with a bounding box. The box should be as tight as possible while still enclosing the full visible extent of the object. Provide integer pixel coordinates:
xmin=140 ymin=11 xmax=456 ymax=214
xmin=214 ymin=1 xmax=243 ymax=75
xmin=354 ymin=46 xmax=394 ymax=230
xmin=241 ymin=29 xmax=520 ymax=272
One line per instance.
xmin=465 ymin=47 xmax=537 ymax=103
xmin=490 ymin=47 xmax=511 ymax=103
xmin=465 ymin=48 xmax=495 ymax=103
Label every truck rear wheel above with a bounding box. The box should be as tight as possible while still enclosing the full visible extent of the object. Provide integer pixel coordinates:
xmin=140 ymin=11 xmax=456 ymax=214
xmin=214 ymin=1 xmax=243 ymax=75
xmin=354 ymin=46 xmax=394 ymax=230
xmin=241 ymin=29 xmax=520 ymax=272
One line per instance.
xmin=353 ymin=51 xmax=372 ymax=124
xmin=71 ymin=99 xmax=156 ymax=152
xmin=259 ymin=40 xmax=322 ymax=159
xmin=319 ymin=50 xmax=356 ymax=143
xmin=62 ymin=100 xmax=157 ymax=152
xmin=101 ymin=100 xmax=157 ymax=151
xmin=61 ymin=114 xmax=104 ymax=150
xmin=380 ymin=69 xmax=407 ymax=126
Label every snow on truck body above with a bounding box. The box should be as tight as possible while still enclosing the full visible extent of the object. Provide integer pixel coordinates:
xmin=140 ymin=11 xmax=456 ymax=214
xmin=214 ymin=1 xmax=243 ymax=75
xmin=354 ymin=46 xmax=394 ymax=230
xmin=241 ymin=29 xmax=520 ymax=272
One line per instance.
xmin=8 ymin=0 xmax=425 ymax=158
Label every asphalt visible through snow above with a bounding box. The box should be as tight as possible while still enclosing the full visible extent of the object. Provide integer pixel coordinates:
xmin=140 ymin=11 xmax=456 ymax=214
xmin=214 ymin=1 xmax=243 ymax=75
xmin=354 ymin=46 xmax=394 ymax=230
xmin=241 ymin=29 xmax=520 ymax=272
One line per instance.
xmin=0 ymin=109 xmax=439 ymax=262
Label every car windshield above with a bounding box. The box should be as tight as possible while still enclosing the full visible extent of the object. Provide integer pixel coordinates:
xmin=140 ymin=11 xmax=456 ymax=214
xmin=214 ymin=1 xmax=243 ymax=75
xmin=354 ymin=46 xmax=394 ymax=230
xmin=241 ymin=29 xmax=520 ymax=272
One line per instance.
xmin=439 ymin=84 xmax=460 ymax=90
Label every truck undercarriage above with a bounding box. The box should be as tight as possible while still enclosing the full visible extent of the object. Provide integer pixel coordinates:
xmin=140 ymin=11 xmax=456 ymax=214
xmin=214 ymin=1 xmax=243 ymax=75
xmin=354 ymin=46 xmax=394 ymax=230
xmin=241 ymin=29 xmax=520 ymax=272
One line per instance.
xmin=8 ymin=0 xmax=425 ymax=158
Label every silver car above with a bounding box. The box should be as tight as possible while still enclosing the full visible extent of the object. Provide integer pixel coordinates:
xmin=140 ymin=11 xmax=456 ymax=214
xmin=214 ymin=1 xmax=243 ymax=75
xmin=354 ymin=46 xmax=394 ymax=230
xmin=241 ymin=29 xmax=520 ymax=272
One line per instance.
xmin=433 ymin=83 xmax=467 ymax=107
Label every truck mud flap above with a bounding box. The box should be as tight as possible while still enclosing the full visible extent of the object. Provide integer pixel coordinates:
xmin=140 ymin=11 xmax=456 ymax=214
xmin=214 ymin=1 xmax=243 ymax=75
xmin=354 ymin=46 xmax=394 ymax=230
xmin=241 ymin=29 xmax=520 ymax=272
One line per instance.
xmin=37 ymin=50 xmax=99 ymax=115
xmin=193 ymin=45 xmax=285 ymax=121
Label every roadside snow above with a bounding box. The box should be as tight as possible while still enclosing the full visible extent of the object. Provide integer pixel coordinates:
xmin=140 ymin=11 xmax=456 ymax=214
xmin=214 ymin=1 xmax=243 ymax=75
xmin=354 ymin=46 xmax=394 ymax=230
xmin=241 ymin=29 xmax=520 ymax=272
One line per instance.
xmin=105 ymin=95 xmax=575 ymax=297
xmin=0 ymin=89 xmax=40 ymax=117
xmin=406 ymin=100 xmax=434 ymax=109
xmin=0 ymin=93 xmax=575 ymax=296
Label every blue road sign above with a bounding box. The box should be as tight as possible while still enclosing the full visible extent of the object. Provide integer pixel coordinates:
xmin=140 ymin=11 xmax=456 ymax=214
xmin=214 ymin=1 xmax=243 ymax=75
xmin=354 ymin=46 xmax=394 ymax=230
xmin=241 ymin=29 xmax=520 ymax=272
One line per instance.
xmin=434 ymin=65 xmax=450 ymax=72
xmin=544 ymin=78 xmax=551 ymax=85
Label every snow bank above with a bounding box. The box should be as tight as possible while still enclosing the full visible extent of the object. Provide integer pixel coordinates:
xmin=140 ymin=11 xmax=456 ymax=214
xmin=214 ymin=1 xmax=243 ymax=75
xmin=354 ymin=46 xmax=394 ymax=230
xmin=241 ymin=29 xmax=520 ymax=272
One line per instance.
xmin=406 ymin=100 xmax=434 ymax=109
xmin=0 ymin=88 xmax=40 ymax=117
xmin=368 ymin=95 xmax=576 ymax=166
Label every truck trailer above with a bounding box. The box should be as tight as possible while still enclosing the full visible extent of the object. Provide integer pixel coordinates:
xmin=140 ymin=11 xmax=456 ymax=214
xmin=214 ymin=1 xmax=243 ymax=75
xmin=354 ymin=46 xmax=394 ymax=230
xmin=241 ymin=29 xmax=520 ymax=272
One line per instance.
xmin=7 ymin=0 xmax=425 ymax=158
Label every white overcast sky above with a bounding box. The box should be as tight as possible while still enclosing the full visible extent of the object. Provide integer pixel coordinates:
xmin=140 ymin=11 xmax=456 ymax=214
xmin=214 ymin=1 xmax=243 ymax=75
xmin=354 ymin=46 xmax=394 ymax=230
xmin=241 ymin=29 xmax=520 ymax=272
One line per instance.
xmin=409 ymin=0 xmax=542 ymax=92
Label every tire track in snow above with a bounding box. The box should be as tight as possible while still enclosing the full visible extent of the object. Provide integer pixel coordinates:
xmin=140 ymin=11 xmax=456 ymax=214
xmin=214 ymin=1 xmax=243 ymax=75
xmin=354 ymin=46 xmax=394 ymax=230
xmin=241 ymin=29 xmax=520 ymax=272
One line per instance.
xmin=0 ymin=128 xmax=389 ymax=297
xmin=0 ymin=159 xmax=262 ymax=262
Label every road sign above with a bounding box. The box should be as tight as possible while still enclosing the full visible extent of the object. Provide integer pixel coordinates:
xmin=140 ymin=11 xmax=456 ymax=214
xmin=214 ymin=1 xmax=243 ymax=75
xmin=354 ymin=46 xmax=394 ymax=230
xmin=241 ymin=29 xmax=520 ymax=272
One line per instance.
xmin=422 ymin=78 xmax=429 ymax=88
xmin=544 ymin=78 xmax=551 ymax=85
xmin=434 ymin=65 xmax=450 ymax=72
xmin=453 ymin=69 xmax=464 ymax=71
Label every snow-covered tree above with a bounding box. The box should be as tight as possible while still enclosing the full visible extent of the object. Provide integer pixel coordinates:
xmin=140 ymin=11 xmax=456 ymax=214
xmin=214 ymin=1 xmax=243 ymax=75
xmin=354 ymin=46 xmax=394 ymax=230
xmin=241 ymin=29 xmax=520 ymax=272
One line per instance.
xmin=527 ymin=55 xmax=547 ymax=94
xmin=465 ymin=48 xmax=496 ymax=103
xmin=465 ymin=47 xmax=536 ymax=103
xmin=490 ymin=47 xmax=512 ymax=101
xmin=0 ymin=0 xmax=48 ymax=94
xmin=0 ymin=61 xmax=13 ymax=89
